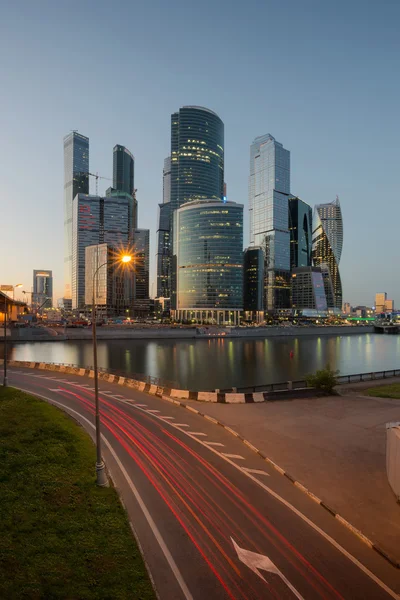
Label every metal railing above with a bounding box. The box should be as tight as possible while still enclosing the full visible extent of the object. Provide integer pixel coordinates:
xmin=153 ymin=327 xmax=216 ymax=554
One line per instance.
xmin=217 ymin=369 xmax=400 ymax=394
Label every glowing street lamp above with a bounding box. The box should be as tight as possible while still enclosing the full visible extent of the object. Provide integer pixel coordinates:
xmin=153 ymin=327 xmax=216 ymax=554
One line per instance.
xmin=92 ymin=251 xmax=133 ymax=487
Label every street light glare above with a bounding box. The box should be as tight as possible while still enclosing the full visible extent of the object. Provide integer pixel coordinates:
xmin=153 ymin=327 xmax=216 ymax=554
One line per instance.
xmin=15 ymin=284 xmax=23 ymax=288
xmin=121 ymin=255 xmax=132 ymax=263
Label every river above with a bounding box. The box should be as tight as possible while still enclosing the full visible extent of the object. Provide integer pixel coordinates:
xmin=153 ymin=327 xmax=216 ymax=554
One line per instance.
xmin=6 ymin=333 xmax=400 ymax=390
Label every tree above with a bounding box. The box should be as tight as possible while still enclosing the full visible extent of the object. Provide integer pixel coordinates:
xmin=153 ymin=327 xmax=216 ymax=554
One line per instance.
xmin=305 ymin=364 xmax=339 ymax=394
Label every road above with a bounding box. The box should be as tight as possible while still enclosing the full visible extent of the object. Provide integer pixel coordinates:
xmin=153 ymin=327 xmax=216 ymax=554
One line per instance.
xmin=8 ymin=367 xmax=400 ymax=600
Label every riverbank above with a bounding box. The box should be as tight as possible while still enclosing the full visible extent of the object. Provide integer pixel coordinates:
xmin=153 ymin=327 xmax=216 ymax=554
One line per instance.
xmin=0 ymin=387 xmax=155 ymax=599
xmin=12 ymin=324 xmax=375 ymax=342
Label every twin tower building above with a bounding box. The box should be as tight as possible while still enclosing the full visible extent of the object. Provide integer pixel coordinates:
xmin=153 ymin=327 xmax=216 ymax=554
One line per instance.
xmin=63 ymin=106 xmax=343 ymax=322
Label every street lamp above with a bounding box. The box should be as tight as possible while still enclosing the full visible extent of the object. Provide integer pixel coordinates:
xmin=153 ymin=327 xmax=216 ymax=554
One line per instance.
xmin=13 ymin=283 xmax=23 ymax=300
xmin=92 ymin=252 xmax=132 ymax=487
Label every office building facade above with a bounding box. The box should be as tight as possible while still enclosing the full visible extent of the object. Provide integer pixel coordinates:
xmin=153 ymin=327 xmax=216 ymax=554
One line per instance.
xmin=157 ymin=107 xmax=224 ymax=301
xmin=63 ymin=131 xmax=89 ymax=299
xmin=133 ymin=229 xmax=150 ymax=315
xmin=72 ymin=193 xmax=133 ymax=309
xmin=243 ymin=247 xmax=264 ymax=322
xmin=249 ymin=134 xmax=291 ymax=311
xmin=375 ymin=292 xmax=387 ymax=313
xmin=312 ymin=196 xmax=343 ymax=310
xmin=172 ymin=199 xmax=243 ymax=325
xmin=156 ymin=157 xmax=172 ymax=298
xmin=85 ymin=244 xmax=132 ymax=318
xmin=113 ymin=145 xmax=134 ymax=196
xmin=291 ymin=267 xmax=327 ymax=311
xmin=288 ymin=197 xmax=312 ymax=269
xmin=33 ymin=270 xmax=53 ymax=309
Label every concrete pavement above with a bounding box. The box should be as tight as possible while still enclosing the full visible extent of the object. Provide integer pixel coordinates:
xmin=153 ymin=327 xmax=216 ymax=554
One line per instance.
xmin=186 ymin=389 xmax=400 ymax=562
xmin=6 ymin=367 xmax=400 ymax=599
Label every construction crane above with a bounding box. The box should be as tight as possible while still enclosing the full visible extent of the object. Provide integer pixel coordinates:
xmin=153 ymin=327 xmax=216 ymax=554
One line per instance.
xmin=88 ymin=172 xmax=112 ymax=196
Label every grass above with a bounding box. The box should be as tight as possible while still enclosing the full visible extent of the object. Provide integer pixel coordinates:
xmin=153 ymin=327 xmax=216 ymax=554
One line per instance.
xmin=366 ymin=383 xmax=400 ymax=399
xmin=0 ymin=387 xmax=155 ymax=600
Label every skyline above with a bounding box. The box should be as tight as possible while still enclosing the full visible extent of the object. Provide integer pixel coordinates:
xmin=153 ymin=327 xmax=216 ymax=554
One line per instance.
xmin=1 ymin=0 xmax=399 ymax=306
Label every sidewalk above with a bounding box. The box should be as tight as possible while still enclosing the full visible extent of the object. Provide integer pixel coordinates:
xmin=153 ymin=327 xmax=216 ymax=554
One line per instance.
xmin=187 ymin=381 xmax=400 ymax=560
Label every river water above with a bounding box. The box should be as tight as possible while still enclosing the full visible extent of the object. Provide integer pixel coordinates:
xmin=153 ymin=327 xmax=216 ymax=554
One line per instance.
xmin=7 ymin=333 xmax=400 ymax=390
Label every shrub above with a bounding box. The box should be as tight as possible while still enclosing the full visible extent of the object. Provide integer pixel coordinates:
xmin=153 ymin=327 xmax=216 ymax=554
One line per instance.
xmin=305 ymin=364 xmax=339 ymax=394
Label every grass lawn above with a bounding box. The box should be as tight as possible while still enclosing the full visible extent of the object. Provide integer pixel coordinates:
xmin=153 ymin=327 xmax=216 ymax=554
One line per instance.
xmin=0 ymin=387 xmax=155 ymax=600
xmin=366 ymin=383 xmax=400 ymax=399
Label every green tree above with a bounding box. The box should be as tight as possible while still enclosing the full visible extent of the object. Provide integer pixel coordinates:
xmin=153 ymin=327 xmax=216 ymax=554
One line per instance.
xmin=305 ymin=364 xmax=339 ymax=394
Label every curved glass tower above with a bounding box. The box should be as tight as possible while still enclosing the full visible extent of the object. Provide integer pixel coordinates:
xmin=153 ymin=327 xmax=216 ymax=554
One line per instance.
xmin=113 ymin=145 xmax=134 ymax=196
xmin=173 ymin=199 xmax=243 ymax=324
xmin=312 ymin=196 xmax=343 ymax=310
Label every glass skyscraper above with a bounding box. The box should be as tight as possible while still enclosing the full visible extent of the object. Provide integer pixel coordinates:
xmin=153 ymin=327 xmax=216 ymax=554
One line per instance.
xmin=249 ymin=134 xmax=291 ymax=311
xmin=312 ymin=197 xmax=343 ymax=310
xmin=72 ymin=193 xmax=133 ymax=309
xmin=133 ymin=229 xmax=150 ymax=302
xmin=156 ymin=157 xmax=172 ymax=298
xmin=173 ymin=199 xmax=243 ymax=325
xmin=288 ymin=197 xmax=312 ymax=269
xmin=157 ymin=107 xmax=224 ymax=301
xmin=113 ymin=145 xmax=134 ymax=196
xmin=33 ymin=270 xmax=53 ymax=309
xmin=63 ymin=131 xmax=89 ymax=299
xmin=243 ymin=247 xmax=264 ymax=322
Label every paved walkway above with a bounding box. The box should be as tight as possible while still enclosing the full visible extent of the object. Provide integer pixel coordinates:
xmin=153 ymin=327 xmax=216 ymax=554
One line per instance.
xmin=187 ymin=380 xmax=400 ymax=560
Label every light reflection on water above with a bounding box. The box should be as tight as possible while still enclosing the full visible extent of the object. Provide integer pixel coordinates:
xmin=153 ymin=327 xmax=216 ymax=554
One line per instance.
xmin=5 ymin=334 xmax=400 ymax=391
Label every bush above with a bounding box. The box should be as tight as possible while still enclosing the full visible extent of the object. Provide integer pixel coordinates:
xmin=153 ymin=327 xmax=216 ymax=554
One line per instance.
xmin=305 ymin=364 xmax=339 ymax=394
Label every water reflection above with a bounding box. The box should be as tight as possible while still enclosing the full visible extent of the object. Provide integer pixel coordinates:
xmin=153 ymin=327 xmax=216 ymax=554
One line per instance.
xmin=4 ymin=334 xmax=400 ymax=391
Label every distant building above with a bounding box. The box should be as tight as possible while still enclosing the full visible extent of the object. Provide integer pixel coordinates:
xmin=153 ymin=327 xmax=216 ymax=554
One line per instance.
xmin=72 ymin=194 xmax=134 ymax=309
xmin=249 ymin=134 xmax=291 ymax=311
xmin=312 ymin=197 xmax=343 ymax=310
xmin=84 ymin=244 xmax=132 ymax=318
xmin=243 ymin=247 xmax=264 ymax=322
xmin=57 ymin=298 xmax=72 ymax=312
xmin=63 ymin=131 xmax=89 ymax=299
xmin=172 ymin=199 xmax=243 ymax=325
xmin=375 ymin=292 xmax=387 ymax=313
xmin=154 ymin=296 xmax=171 ymax=319
xmin=105 ymin=187 xmax=137 ymax=231
xmin=113 ymin=145 xmax=134 ymax=196
xmin=291 ymin=267 xmax=327 ymax=311
xmin=33 ymin=270 xmax=53 ymax=309
xmin=288 ymin=197 xmax=312 ymax=269
xmin=132 ymin=229 xmax=150 ymax=316
xmin=343 ymin=302 xmax=351 ymax=314
xmin=385 ymin=299 xmax=394 ymax=312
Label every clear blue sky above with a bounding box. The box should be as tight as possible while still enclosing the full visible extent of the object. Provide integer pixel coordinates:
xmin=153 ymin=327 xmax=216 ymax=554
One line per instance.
xmin=1 ymin=0 xmax=399 ymax=305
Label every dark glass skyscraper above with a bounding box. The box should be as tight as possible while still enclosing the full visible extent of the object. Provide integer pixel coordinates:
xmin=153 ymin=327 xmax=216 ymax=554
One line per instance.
xmin=64 ymin=131 xmax=89 ymax=298
xmin=243 ymin=247 xmax=264 ymax=321
xmin=312 ymin=197 xmax=343 ymax=310
xmin=113 ymin=145 xmax=134 ymax=196
xmin=156 ymin=157 xmax=172 ymax=298
xmin=288 ymin=197 xmax=312 ymax=269
xmin=157 ymin=107 xmax=224 ymax=300
xmin=173 ymin=199 xmax=243 ymax=325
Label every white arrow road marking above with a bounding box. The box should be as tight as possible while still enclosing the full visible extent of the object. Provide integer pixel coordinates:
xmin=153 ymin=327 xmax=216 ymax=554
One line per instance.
xmin=242 ymin=468 xmax=270 ymax=477
xmin=221 ymin=453 xmax=245 ymax=460
xmin=231 ymin=538 xmax=305 ymax=599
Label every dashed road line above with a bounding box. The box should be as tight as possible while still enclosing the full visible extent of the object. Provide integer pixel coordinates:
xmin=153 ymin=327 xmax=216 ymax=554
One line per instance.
xmin=242 ymin=467 xmax=270 ymax=477
xmin=174 ymin=423 xmax=190 ymax=428
xmin=147 ymin=409 xmax=161 ymax=413
xmin=159 ymin=416 xmax=175 ymax=420
xmin=136 ymin=404 xmax=147 ymax=407
xmin=188 ymin=432 xmax=207 ymax=437
xmin=204 ymin=442 xmax=224 ymax=447
xmin=221 ymin=453 xmax=245 ymax=460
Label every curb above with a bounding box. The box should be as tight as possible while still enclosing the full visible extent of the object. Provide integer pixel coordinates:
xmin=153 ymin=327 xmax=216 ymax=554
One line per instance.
xmin=6 ymin=360 xmax=400 ymax=569
xmin=3 ymin=360 xmax=318 ymax=403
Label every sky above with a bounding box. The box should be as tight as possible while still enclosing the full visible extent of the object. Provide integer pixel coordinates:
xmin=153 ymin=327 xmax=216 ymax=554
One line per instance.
xmin=1 ymin=0 xmax=399 ymax=306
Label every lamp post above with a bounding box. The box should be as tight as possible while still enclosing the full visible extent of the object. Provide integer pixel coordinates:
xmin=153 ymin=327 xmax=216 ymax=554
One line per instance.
xmin=3 ymin=293 xmax=7 ymax=387
xmin=13 ymin=283 xmax=23 ymax=301
xmin=92 ymin=253 xmax=132 ymax=487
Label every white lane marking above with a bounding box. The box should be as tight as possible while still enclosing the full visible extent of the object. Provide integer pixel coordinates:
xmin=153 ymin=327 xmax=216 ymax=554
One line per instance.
xmin=242 ymin=467 xmax=270 ymax=477
xmin=221 ymin=453 xmax=245 ymax=460
xmin=232 ymin=538 xmax=304 ymax=599
xmin=147 ymin=409 xmax=161 ymax=414
xmin=101 ymin=391 xmax=114 ymax=396
xmin=204 ymin=442 xmax=224 ymax=447
xmin=159 ymin=416 xmax=175 ymax=420
xmin=111 ymin=395 xmax=125 ymax=400
xmin=14 ymin=380 xmax=399 ymax=598
xmin=15 ymin=387 xmax=193 ymax=600
xmin=135 ymin=404 xmax=147 ymax=407
xmin=49 ymin=388 xmax=61 ymax=392
xmin=187 ymin=432 xmax=207 ymax=437
xmin=112 ymin=394 xmax=125 ymax=398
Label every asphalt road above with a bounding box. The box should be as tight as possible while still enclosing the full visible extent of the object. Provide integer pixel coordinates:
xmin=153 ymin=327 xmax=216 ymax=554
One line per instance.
xmin=8 ymin=367 xmax=400 ymax=600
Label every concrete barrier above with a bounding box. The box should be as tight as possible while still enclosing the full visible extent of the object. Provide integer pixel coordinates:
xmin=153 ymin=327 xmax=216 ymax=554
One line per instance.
xmin=386 ymin=422 xmax=400 ymax=501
